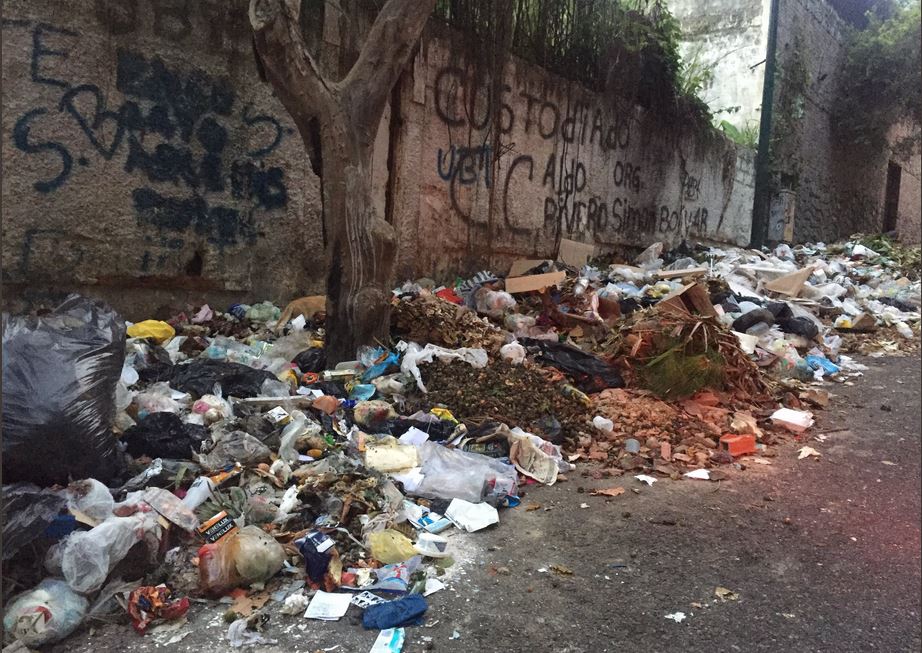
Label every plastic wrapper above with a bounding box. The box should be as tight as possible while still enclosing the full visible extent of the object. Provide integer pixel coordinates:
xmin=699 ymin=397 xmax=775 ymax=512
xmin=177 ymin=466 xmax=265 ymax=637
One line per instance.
xmin=140 ymin=487 xmax=199 ymax=531
xmin=474 ymin=288 xmax=516 ymax=319
xmin=3 ymin=483 xmax=67 ymax=561
xmin=198 ymin=526 xmax=285 ymax=596
xmin=2 ymin=295 xmax=126 ymax=485
xmin=126 ymin=320 xmax=175 ymax=344
xmin=122 ymin=412 xmax=209 ymax=459
xmin=354 ymin=400 xmax=399 ymax=430
xmin=412 ymin=441 xmax=518 ymax=503
xmin=499 ymin=342 xmax=526 ymax=364
xmin=169 ymin=359 xmax=276 ymax=398
xmin=196 ymin=431 xmax=272 ymax=472
xmin=62 ymin=511 xmax=162 ymax=594
xmin=278 ymin=410 xmax=318 ymax=464
xmin=3 ymin=579 xmax=89 ymax=647
xmin=134 ymin=382 xmax=187 ymax=418
xmin=368 ymin=529 xmax=418 ymax=564
xmin=192 ymin=389 xmax=233 ymax=423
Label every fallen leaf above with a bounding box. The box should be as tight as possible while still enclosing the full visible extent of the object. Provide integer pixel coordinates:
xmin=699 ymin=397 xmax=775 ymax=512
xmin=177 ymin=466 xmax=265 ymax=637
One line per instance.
xmin=525 ymin=503 xmax=542 ymax=511
xmin=550 ymin=564 xmax=573 ymax=576
xmin=797 ymin=446 xmax=821 ymax=460
xmin=590 ymin=486 xmax=625 ymax=497
xmin=231 ymin=590 xmax=271 ymax=617
xmin=714 ymin=586 xmax=739 ymax=601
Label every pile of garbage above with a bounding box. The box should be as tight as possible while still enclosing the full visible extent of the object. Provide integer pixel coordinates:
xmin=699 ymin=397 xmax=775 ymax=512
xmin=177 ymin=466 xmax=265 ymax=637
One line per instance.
xmin=2 ymin=233 xmax=918 ymax=649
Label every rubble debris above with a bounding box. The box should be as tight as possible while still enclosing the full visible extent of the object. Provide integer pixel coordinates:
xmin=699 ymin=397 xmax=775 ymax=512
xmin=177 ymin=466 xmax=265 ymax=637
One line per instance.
xmin=1 ymin=231 xmax=917 ymax=649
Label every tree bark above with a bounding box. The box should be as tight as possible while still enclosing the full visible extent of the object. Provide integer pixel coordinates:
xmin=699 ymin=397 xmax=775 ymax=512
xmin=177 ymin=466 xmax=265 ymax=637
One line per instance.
xmin=250 ymin=0 xmax=435 ymax=363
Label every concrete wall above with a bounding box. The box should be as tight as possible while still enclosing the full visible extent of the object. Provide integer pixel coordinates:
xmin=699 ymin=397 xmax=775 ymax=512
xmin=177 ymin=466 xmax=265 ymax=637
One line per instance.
xmin=2 ymin=2 xmax=756 ymax=317
xmin=1 ymin=0 xmax=323 ymax=318
xmin=671 ymin=0 xmax=771 ymax=131
xmin=771 ymin=0 xmax=921 ymax=244
xmin=388 ymin=26 xmax=756 ymax=280
xmin=890 ymin=122 xmax=922 ymax=245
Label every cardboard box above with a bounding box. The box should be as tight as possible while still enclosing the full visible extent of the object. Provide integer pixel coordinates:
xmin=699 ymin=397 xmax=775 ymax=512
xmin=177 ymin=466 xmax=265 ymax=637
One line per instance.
xmin=763 ymin=265 xmax=816 ymax=297
xmin=505 ymin=270 xmax=567 ymax=294
xmin=656 ymin=283 xmax=718 ymax=318
xmin=557 ymin=239 xmax=597 ymax=267
xmin=655 ymin=267 xmax=709 ymax=280
xmin=508 ymin=259 xmax=552 ymax=278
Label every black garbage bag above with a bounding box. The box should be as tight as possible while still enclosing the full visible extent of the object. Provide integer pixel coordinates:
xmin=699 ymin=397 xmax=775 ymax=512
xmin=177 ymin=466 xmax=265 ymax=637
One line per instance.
xmin=134 ymin=342 xmax=174 ymax=383
xmin=121 ymin=412 xmax=209 ymax=459
xmin=387 ymin=418 xmax=456 ymax=442
xmin=169 ymin=359 xmax=276 ymax=398
xmin=520 ymin=338 xmax=624 ymax=393
xmin=731 ymin=308 xmax=775 ymax=333
xmin=293 ymin=348 xmax=326 ymax=373
xmin=879 ymin=296 xmax=918 ymax=313
xmin=2 ymin=483 xmax=67 ymax=560
xmin=2 ymin=295 xmax=126 ymax=485
xmin=777 ymin=316 xmax=820 ymax=339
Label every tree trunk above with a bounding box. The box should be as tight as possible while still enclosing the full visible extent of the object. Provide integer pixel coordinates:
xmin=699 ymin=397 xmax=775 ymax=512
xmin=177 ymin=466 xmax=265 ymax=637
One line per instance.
xmin=250 ymin=0 xmax=435 ymax=364
xmin=321 ymin=121 xmax=397 ymax=363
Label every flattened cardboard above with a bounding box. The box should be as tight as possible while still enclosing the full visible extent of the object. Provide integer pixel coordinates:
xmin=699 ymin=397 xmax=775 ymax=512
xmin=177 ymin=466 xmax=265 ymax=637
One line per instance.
xmin=557 ymin=239 xmax=597 ymax=267
xmin=762 ymin=265 xmax=816 ymax=297
xmin=657 ymin=283 xmax=718 ymax=318
xmin=505 ymin=270 xmax=567 ymax=294
xmin=655 ymin=267 xmax=709 ymax=280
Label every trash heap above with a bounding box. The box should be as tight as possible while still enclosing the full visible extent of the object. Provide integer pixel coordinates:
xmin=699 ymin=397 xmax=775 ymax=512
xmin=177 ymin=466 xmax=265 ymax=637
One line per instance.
xmin=2 ymin=233 xmax=918 ymax=649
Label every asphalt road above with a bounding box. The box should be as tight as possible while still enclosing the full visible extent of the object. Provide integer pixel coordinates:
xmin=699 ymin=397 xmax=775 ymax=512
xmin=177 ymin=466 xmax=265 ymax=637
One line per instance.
xmin=53 ymin=354 xmax=921 ymax=653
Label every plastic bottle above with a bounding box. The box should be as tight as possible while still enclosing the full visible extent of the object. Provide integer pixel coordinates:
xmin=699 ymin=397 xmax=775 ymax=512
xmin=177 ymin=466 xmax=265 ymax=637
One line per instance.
xmin=181 ymin=476 xmax=216 ymax=510
xmin=573 ymin=277 xmax=590 ymax=296
xmin=560 ymin=384 xmax=591 ymax=407
xmin=278 ymin=410 xmax=308 ymax=464
xmin=896 ymin=321 xmax=914 ymax=339
xmin=3 ymin=579 xmax=88 ymax=647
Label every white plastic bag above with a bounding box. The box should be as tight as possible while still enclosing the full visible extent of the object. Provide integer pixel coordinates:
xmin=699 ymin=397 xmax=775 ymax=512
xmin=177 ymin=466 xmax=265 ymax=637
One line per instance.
xmin=3 ymin=579 xmax=88 ymax=646
xmin=66 ymin=479 xmax=114 ymax=523
xmin=400 ymin=343 xmax=488 ymax=393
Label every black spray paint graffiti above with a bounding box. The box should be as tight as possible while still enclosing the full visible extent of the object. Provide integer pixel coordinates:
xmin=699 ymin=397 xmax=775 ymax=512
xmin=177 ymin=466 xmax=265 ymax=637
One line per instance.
xmin=432 ymin=65 xmax=711 ymax=242
xmin=6 ymin=18 xmax=291 ymax=272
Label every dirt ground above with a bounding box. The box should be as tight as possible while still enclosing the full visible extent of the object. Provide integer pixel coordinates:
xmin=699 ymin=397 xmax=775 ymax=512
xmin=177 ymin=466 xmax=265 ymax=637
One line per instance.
xmin=51 ymin=354 xmax=921 ymax=653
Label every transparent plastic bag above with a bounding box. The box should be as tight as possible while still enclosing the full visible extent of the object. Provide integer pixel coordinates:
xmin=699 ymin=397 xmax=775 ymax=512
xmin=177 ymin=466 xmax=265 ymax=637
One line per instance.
xmin=134 ymin=382 xmax=186 ymax=418
xmin=198 ymin=525 xmax=285 ymax=596
xmin=413 ymin=441 xmax=518 ymax=503
xmin=3 ymin=579 xmax=88 ymax=647
xmin=474 ymin=288 xmax=516 ymax=319
xmin=196 ymin=431 xmax=272 ymax=472
xmin=2 ymin=295 xmax=126 ymax=485
xmin=62 ymin=511 xmax=162 ymax=594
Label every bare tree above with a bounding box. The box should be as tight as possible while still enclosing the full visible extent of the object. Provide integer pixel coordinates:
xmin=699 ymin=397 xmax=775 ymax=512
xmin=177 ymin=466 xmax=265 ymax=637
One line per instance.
xmin=250 ymin=0 xmax=436 ymax=363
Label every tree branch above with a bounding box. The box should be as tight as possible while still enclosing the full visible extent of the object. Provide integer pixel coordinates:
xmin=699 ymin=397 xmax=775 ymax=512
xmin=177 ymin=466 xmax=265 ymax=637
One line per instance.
xmin=341 ymin=0 xmax=436 ymax=137
xmin=249 ymin=0 xmax=337 ymax=124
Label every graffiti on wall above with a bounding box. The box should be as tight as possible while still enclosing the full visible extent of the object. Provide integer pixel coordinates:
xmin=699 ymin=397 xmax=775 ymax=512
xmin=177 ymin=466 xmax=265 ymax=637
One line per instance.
xmin=4 ymin=16 xmax=291 ymax=274
xmin=432 ymin=65 xmax=711 ymax=244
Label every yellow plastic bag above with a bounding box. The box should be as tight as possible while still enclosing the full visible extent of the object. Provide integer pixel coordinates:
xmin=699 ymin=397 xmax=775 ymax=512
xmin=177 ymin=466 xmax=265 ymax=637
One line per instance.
xmin=127 ymin=320 xmax=175 ymax=343
xmin=368 ymin=529 xmax=417 ymax=565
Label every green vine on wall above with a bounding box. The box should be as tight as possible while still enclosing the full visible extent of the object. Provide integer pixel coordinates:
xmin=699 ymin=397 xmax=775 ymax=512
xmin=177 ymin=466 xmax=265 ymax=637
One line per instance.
xmin=433 ymin=0 xmax=711 ymax=125
xmin=833 ymin=0 xmax=921 ymax=153
xmin=769 ymin=36 xmax=810 ymax=190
